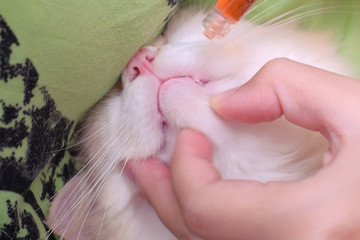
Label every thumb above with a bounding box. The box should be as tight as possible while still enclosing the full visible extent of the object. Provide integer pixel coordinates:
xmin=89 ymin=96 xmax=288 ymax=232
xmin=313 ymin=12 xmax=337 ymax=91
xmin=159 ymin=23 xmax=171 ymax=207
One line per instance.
xmin=210 ymin=58 xmax=360 ymax=141
xmin=210 ymin=59 xmax=284 ymax=124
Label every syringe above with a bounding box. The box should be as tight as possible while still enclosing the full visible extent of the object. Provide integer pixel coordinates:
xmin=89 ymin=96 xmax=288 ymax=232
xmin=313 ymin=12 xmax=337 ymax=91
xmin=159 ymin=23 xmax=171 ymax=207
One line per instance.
xmin=202 ymin=0 xmax=257 ymax=39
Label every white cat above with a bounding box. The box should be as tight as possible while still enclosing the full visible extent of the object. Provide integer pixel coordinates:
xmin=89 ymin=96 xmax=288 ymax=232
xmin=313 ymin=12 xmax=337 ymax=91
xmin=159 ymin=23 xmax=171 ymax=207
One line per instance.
xmin=47 ymin=8 xmax=354 ymax=240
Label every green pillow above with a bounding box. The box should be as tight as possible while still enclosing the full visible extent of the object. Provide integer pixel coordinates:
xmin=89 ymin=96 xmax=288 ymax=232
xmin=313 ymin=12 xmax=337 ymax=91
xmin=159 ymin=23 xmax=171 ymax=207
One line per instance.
xmin=0 ymin=0 xmax=359 ymax=239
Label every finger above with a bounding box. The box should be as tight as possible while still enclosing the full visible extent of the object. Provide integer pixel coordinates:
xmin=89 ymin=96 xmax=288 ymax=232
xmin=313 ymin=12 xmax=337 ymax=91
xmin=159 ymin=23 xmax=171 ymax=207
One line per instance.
xmin=126 ymin=159 xmax=191 ymax=238
xmin=171 ymin=129 xmax=221 ymax=201
xmin=210 ymin=58 xmax=360 ymax=140
xmin=169 ymin=129 xmax=288 ymax=239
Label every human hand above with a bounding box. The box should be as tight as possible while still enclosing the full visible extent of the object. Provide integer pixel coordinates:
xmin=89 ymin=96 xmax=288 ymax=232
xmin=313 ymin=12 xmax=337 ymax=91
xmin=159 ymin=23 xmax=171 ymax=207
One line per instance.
xmin=128 ymin=58 xmax=360 ymax=240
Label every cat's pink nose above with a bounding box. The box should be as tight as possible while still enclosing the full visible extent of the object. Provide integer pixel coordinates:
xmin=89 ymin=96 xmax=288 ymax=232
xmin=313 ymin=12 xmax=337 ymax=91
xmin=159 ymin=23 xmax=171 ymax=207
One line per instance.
xmin=125 ymin=47 xmax=158 ymax=81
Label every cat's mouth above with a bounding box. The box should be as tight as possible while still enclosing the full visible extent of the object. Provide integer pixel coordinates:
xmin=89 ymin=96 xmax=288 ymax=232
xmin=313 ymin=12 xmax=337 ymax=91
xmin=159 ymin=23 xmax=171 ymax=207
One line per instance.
xmin=156 ymin=76 xmax=209 ymax=130
xmin=156 ymin=89 xmax=168 ymax=131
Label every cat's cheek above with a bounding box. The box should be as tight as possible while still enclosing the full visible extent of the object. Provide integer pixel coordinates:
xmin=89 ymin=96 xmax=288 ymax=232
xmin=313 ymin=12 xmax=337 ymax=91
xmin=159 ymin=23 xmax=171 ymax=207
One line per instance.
xmin=119 ymin=75 xmax=166 ymax=158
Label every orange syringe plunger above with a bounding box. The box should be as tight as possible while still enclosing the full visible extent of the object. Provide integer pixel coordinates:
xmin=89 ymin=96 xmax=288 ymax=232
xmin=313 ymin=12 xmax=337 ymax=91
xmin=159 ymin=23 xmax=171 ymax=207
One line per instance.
xmin=202 ymin=0 xmax=256 ymax=39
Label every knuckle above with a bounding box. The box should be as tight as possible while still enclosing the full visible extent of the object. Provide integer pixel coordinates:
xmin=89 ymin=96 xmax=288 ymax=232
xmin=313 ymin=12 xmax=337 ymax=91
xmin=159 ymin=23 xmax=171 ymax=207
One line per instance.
xmin=264 ymin=57 xmax=292 ymax=69
xmin=261 ymin=58 xmax=292 ymax=79
xmin=257 ymin=58 xmax=296 ymax=89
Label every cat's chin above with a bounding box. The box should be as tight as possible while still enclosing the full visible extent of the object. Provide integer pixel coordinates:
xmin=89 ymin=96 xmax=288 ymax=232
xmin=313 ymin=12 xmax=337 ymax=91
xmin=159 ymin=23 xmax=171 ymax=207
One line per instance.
xmin=154 ymin=76 xmax=210 ymax=164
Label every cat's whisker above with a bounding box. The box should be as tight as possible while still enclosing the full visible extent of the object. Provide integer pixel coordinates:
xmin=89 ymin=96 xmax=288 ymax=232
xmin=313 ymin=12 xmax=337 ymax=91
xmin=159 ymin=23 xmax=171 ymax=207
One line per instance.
xmin=96 ymin=207 xmax=108 ymax=240
xmin=75 ymin=169 xmax=113 ymax=240
xmin=51 ymin=121 xmax=145 ymax=239
xmin=44 ymin=114 xmax=127 ymax=211
xmin=239 ymin=3 xmax=359 ymax=42
xmin=94 ymin=159 xmax=134 ymax=239
xmin=238 ymin=0 xmax=316 ymax=35
xmin=257 ymin=2 xmax=326 ymax=26
xmin=275 ymin=5 xmax=355 ymax=26
xmin=47 ymin=130 xmax=123 ymax=237
xmin=51 ymin=163 xmax=114 ymax=239
xmin=0 ymin=229 xmax=12 ymax=239
xmin=49 ymin=141 xmax=109 ymax=207
xmin=248 ymin=1 xmax=358 ymax=28
xmin=246 ymin=0 xmax=271 ymax=14
xmin=263 ymin=5 xmax=359 ymax=33
xmin=91 ymin=132 xmax=157 ymax=237
xmin=46 ymin=4 xmax=358 ymax=238
xmin=44 ymin=113 xmax=126 ymax=154
xmin=246 ymin=0 xmax=288 ymax=24
xmin=75 ymin=142 xmax=132 ymax=240
xmin=42 ymin=156 xmax=109 ymax=240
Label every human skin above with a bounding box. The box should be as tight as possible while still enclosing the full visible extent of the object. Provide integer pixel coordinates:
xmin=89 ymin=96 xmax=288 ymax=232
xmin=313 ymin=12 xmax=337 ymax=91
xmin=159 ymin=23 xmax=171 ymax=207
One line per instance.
xmin=127 ymin=58 xmax=360 ymax=240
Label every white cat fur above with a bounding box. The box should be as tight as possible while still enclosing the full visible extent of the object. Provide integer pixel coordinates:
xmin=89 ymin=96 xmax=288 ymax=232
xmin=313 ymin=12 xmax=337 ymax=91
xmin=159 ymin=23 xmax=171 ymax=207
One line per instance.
xmin=47 ymin=9 xmax=354 ymax=240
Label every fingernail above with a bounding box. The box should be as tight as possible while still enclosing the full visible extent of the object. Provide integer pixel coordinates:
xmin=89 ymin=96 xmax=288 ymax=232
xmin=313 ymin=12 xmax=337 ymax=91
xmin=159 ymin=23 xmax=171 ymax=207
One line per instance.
xmin=210 ymin=87 xmax=239 ymax=109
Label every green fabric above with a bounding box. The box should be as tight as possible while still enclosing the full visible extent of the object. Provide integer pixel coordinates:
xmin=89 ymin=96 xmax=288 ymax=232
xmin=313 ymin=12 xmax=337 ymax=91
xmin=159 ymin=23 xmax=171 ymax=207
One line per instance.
xmin=246 ymin=0 xmax=360 ymax=77
xmin=0 ymin=0 xmax=359 ymax=239
xmin=1 ymin=1 xmax=178 ymax=121
xmin=0 ymin=1 xmax=180 ymax=239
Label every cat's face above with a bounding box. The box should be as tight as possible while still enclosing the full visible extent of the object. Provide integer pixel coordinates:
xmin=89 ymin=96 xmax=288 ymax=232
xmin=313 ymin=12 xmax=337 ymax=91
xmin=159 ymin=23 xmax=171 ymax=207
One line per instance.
xmin=113 ymin=9 xmax=349 ymax=165
xmin=117 ymin=11 xmax=275 ymax=163
xmin=47 ymin=7 xmax=355 ymax=240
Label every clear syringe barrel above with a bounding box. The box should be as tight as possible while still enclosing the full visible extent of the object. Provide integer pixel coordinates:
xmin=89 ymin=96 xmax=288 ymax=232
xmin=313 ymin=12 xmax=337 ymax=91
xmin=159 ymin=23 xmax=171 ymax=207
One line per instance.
xmin=202 ymin=0 xmax=256 ymax=39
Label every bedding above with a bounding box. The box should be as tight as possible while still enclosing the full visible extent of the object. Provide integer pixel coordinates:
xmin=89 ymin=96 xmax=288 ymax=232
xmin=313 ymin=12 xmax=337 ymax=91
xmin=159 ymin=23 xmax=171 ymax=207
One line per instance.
xmin=0 ymin=0 xmax=358 ymax=239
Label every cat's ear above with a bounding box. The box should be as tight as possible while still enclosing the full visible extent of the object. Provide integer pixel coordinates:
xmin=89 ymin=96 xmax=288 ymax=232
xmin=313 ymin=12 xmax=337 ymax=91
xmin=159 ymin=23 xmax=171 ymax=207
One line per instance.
xmin=46 ymin=171 xmax=91 ymax=240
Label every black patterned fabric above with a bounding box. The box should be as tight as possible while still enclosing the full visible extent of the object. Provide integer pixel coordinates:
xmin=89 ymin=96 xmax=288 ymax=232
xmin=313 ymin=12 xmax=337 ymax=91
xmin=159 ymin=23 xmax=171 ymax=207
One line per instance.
xmin=0 ymin=1 xmax=182 ymax=239
xmin=0 ymin=14 xmax=76 ymax=240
